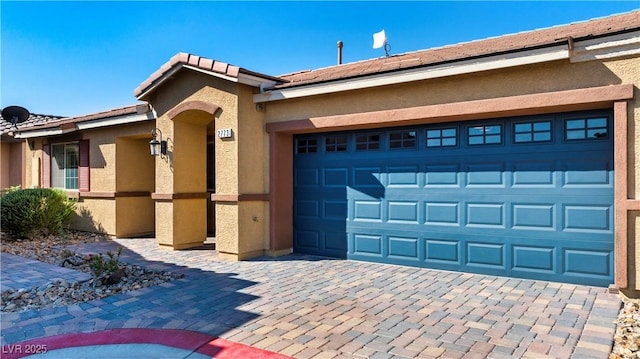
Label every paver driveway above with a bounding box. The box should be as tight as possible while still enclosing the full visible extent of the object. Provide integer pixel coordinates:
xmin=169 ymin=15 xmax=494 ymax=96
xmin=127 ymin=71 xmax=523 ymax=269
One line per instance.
xmin=1 ymin=238 xmax=620 ymax=358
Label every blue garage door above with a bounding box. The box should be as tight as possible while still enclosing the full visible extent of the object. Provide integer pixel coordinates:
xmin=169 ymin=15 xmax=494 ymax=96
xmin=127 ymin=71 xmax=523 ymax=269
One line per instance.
xmin=293 ymin=110 xmax=614 ymax=286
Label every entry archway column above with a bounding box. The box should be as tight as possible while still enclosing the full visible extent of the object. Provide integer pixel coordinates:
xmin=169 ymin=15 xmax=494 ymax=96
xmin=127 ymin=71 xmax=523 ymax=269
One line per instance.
xmin=152 ymin=101 xmax=218 ymax=250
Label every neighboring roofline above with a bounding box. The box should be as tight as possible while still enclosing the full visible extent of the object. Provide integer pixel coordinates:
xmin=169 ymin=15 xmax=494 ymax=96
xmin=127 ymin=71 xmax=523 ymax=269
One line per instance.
xmin=254 ymin=28 xmax=639 ymax=103
xmin=134 ymin=52 xmax=286 ymax=100
xmin=15 ymin=103 xmax=154 ymax=139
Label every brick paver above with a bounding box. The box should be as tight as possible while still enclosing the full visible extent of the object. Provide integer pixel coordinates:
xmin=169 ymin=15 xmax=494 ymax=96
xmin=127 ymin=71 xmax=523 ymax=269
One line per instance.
xmin=0 ymin=238 xmax=621 ymax=358
xmin=0 ymin=253 xmax=91 ymax=291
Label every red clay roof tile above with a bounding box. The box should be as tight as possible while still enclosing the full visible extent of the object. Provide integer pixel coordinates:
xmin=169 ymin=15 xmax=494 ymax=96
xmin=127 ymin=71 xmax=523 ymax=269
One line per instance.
xmin=134 ymin=52 xmax=283 ymax=98
xmin=275 ymin=11 xmax=639 ymax=89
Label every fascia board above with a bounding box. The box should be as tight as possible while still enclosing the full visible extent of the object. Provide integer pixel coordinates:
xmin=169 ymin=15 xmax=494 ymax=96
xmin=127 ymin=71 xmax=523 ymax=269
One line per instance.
xmin=15 ymin=128 xmax=64 ymax=139
xmin=185 ymin=65 xmax=277 ymax=88
xmin=253 ymin=45 xmax=570 ymax=103
xmin=75 ymin=113 xmax=153 ymax=130
xmin=136 ymin=65 xmax=185 ymax=100
xmin=570 ymin=30 xmax=640 ymax=63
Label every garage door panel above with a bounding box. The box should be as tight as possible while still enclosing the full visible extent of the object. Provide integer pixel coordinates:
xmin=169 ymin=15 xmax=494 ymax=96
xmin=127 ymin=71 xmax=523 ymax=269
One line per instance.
xmin=387 ymin=201 xmax=419 ymax=223
xmin=466 ymin=242 xmax=506 ymax=269
xmin=512 ymin=203 xmax=555 ymax=230
xmin=563 ymin=205 xmax=611 ymax=232
xmin=425 ymin=202 xmax=460 ymax=226
xmin=466 ymin=203 xmax=506 ymax=228
xmin=425 ymin=238 xmax=460 ymax=264
xmin=512 ymin=245 xmax=555 ymax=273
xmin=323 ymin=168 xmax=349 ymax=187
xmin=295 ymin=168 xmax=319 ymax=187
xmin=388 ymin=236 xmax=420 ymax=261
xmin=466 ymin=163 xmax=507 ymax=187
xmin=294 ymin=111 xmax=614 ymax=286
xmin=352 ymin=233 xmax=383 ymax=257
xmin=424 ymin=165 xmax=461 ymax=187
xmin=563 ymin=249 xmax=612 ymax=278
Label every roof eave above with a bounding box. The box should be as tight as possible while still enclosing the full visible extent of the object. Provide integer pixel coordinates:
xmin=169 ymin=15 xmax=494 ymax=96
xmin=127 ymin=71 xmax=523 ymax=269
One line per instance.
xmin=135 ymin=61 xmax=285 ymax=101
xmin=15 ymin=111 xmax=154 ymax=139
xmin=254 ymin=43 xmax=570 ymax=103
xmin=255 ymin=28 xmax=640 ymax=103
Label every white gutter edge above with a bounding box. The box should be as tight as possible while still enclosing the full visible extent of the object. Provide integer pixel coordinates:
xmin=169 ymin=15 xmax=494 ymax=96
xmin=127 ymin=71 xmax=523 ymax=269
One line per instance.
xmin=570 ymin=30 xmax=640 ymax=63
xmin=75 ymin=112 xmax=153 ymax=130
xmin=253 ymin=45 xmax=569 ymax=103
xmin=15 ymin=129 xmax=64 ymax=139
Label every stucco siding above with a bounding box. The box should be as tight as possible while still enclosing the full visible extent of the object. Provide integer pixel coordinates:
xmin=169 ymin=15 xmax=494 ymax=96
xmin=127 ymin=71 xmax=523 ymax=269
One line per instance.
xmin=1 ymin=142 xmax=10 ymax=189
xmin=73 ymin=199 xmax=115 ymax=234
xmin=237 ymin=85 xmax=268 ymax=194
xmin=264 ymin=60 xmax=629 ymax=124
xmin=116 ymin=197 xmax=154 ymax=237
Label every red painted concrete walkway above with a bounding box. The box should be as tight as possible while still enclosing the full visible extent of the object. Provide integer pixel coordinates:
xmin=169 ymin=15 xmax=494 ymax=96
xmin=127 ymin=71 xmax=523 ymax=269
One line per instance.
xmin=1 ymin=328 xmax=292 ymax=359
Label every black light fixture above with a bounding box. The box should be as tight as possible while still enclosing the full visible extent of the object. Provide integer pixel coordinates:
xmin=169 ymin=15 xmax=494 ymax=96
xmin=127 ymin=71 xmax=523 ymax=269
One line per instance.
xmin=149 ymin=128 xmax=167 ymax=156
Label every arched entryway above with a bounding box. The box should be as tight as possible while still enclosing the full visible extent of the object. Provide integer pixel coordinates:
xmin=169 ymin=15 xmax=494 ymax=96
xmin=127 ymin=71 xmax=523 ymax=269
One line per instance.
xmin=152 ymin=100 xmax=219 ymax=249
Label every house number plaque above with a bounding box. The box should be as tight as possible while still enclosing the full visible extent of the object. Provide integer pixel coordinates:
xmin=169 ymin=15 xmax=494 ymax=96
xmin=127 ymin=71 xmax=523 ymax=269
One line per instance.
xmin=217 ymin=128 xmax=233 ymax=139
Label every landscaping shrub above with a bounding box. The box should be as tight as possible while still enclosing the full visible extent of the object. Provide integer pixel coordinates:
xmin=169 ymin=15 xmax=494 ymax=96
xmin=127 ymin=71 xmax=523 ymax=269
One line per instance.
xmin=0 ymin=188 xmax=76 ymax=238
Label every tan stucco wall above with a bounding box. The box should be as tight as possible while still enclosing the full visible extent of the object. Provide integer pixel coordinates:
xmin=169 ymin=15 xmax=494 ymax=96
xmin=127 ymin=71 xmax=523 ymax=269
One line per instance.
xmin=24 ymin=139 xmax=41 ymax=189
xmin=237 ymin=85 xmax=268 ymax=194
xmin=1 ymin=141 xmax=25 ymax=190
xmin=116 ymin=197 xmax=154 ymax=237
xmin=265 ymin=60 xmax=627 ymax=123
xmin=72 ymin=199 xmax=115 ymax=234
xmin=1 ymin=142 xmax=10 ymax=189
xmin=115 ymin=137 xmax=155 ymax=193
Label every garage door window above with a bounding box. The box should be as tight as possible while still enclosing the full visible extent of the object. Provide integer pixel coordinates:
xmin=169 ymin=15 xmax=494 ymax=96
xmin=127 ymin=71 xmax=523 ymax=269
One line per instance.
xmin=468 ymin=124 xmax=502 ymax=145
xmin=514 ymin=121 xmax=552 ymax=143
xmin=566 ymin=118 xmax=608 ymax=140
xmin=326 ymin=135 xmax=348 ymax=152
xmin=389 ymin=130 xmax=416 ymax=149
xmin=356 ymin=134 xmax=381 ymax=151
xmin=297 ymin=138 xmax=318 ymax=154
xmin=427 ymin=128 xmax=457 ymax=147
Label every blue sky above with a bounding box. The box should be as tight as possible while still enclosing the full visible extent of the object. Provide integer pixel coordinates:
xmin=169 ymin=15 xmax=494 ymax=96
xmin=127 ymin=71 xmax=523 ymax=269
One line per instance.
xmin=2 ymin=1 xmax=638 ymax=117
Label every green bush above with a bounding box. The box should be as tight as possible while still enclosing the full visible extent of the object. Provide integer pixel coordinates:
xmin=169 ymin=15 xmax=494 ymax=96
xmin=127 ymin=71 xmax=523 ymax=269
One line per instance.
xmin=0 ymin=188 xmax=76 ymax=238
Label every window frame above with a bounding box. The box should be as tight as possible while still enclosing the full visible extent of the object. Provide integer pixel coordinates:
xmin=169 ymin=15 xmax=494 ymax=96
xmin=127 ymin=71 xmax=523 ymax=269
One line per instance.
xmin=355 ymin=133 xmax=381 ymax=151
xmin=564 ymin=116 xmax=609 ymax=141
xmin=325 ymin=135 xmax=349 ymax=153
xmin=513 ymin=120 xmax=553 ymax=144
xmin=389 ymin=130 xmax=417 ymax=150
xmin=467 ymin=124 xmax=503 ymax=146
xmin=426 ymin=127 xmax=458 ymax=148
xmin=296 ymin=138 xmax=318 ymax=154
xmin=51 ymin=142 xmax=80 ymax=190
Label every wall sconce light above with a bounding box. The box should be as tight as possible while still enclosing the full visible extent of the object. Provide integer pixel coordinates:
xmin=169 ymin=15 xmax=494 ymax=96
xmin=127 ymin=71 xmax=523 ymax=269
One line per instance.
xmin=149 ymin=128 xmax=167 ymax=156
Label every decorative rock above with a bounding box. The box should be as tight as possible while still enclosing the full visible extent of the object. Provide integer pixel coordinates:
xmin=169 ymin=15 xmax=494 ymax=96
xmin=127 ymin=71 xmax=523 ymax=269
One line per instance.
xmin=1 ymin=230 xmax=183 ymax=313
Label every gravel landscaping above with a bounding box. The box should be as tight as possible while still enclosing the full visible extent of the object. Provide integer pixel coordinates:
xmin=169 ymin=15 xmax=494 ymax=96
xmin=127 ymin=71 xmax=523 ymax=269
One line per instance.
xmin=0 ymin=230 xmax=638 ymax=358
xmin=0 ymin=231 xmax=183 ymax=313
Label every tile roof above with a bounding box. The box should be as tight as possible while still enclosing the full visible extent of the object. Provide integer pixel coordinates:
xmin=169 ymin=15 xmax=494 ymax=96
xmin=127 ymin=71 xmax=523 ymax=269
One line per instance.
xmin=134 ymin=53 xmax=284 ymax=98
xmin=1 ymin=104 xmax=151 ymax=139
xmin=0 ymin=113 xmax=64 ymax=139
xmin=275 ymin=10 xmax=640 ymax=89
